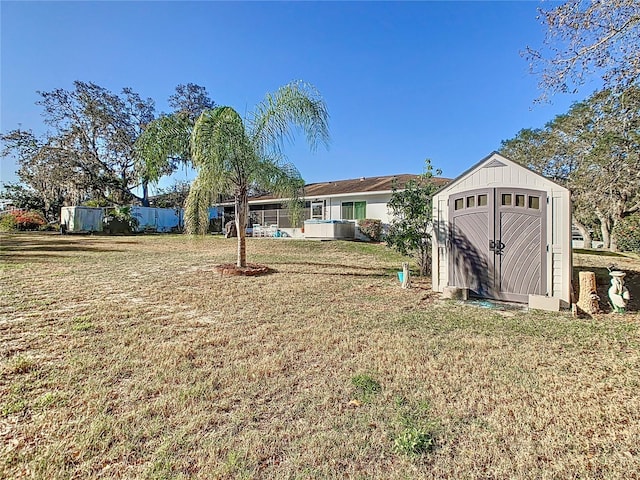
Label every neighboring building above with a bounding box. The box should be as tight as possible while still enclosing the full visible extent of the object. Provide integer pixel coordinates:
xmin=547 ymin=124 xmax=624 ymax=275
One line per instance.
xmin=0 ymin=199 xmax=16 ymax=212
xmin=219 ymin=174 xmax=450 ymax=238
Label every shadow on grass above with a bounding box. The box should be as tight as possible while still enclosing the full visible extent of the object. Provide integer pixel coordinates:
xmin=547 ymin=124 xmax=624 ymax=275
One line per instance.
xmin=3 ymin=245 xmax=128 ymax=253
xmin=573 ymin=248 xmax=629 ymax=258
xmin=266 ymin=260 xmax=390 ymax=272
xmin=273 ymin=268 xmax=390 ymax=278
xmin=1 ymin=253 xmax=74 ymax=262
xmin=265 ymin=260 xmax=431 ymax=280
xmin=0 ymin=234 xmax=133 ymax=255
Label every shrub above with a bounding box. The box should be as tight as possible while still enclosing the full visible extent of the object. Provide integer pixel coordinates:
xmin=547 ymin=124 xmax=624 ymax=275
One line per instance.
xmin=104 ymin=206 xmax=140 ymax=234
xmin=613 ymin=214 xmax=640 ymax=253
xmin=14 ymin=210 xmax=47 ymax=230
xmin=0 ymin=213 xmax=18 ymax=232
xmin=358 ymin=219 xmax=382 ymax=242
xmin=83 ymin=199 xmax=109 ymax=208
xmin=41 ymin=222 xmax=60 ymax=232
xmin=0 ymin=210 xmax=46 ymax=231
xmin=386 ymin=159 xmax=442 ymax=276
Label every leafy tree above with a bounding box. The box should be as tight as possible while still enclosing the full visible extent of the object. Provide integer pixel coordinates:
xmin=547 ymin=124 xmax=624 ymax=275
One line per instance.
xmin=136 ymin=81 xmax=330 ymax=268
xmin=0 ymin=183 xmax=47 ymax=214
xmin=612 ymin=213 xmax=640 ymax=253
xmin=134 ymin=84 xmax=215 ymax=191
xmin=386 ymin=160 xmax=442 ymax=276
xmin=1 ymin=81 xmax=156 ymax=211
xmin=1 ymin=129 xmax=89 ymax=220
xmin=525 ymin=0 xmax=640 ymax=100
xmin=501 ymin=86 xmax=640 ymax=251
xmin=150 ymin=180 xmax=191 ymax=209
xmin=169 ymin=83 xmax=216 ymax=122
xmin=1 ymin=82 xmax=214 ymax=214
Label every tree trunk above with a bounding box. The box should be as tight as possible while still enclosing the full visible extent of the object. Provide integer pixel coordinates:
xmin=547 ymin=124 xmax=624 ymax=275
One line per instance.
xmin=577 ymin=271 xmax=599 ymax=314
xmin=141 ymin=180 xmax=150 ymax=207
xmin=610 ymin=230 xmax=618 ymax=252
xmin=235 ymin=187 xmax=248 ymax=268
xmin=608 ymin=202 xmax=628 ymax=253
xmin=596 ymin=211 xmax=612 ymax=250
xmin=419 ymin=244 xmax=430 ymax=276
xmin=574 ymin=220 xmax=592 ymax=249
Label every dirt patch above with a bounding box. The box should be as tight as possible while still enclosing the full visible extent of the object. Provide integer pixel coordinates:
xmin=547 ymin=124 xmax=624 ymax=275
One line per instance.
xmin=213 ymin=262 xmax=274 ymax=276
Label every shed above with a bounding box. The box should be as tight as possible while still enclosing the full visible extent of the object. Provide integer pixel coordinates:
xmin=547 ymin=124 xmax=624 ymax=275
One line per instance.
xmin=61 ymin=206 xmax=104 ymax=233
xmin=432 ymin=152 xmax=572 ymax=307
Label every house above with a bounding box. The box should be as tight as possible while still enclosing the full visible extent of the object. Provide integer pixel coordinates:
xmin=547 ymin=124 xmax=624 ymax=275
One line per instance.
xmin=219 ymin=174 xmax=450 ymax=239
xmin=432 ymin=152 xmax=572 ymax=309
xmin=0 ymin=199 xmax=17 ymax=212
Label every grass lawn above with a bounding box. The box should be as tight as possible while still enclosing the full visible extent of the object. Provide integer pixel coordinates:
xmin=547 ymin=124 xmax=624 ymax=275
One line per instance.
xmin=1 ymin=233 xmax=639 ymax=479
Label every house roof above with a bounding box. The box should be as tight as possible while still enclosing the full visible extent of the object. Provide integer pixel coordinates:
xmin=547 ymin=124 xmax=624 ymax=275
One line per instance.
xmin=248 ymin=174 xmax=451 ymax=203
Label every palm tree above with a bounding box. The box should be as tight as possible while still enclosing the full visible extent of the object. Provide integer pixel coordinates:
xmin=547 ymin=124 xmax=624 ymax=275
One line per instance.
xmin=135 ymin=81 xmax=330 ymax=267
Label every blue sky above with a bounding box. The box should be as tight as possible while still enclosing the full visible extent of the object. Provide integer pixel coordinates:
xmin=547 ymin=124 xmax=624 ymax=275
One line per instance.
xmin=1 ymin=1 xmax=593 ymax=192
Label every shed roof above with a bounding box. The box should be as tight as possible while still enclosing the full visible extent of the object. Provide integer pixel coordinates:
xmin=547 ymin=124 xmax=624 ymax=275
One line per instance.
xmin=433 ymin=151 xmax=568 ymax=196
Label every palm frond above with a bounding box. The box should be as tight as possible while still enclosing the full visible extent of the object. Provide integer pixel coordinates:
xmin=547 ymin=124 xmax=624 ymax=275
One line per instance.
xmin=183 ymin=177 xmax=212 ymax=235
xmin=191 ymin=107 xmax=255 ymax=190
xmin=134 ymin=113 xmax=192 ymax=182
xmin=254 ymin=156 xmax=304 ymax=199
xmin=250 ymin=81 xmax=330 ymax=157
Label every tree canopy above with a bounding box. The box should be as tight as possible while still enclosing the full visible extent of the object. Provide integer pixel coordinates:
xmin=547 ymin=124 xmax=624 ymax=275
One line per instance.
xmin=501 ymin=86 xmax=640 ymax=251
xmin=386 ymin=159 xmax=442 ymax=276
xmin=1 ymin=81 xmax=214 ymax=218
xmin=525 ymin=0 xmax=640 ymax=100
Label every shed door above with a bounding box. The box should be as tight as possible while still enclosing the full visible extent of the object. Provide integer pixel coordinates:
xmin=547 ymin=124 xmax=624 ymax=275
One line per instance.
xmin=449 ymin=188 xmax=546 ymax=303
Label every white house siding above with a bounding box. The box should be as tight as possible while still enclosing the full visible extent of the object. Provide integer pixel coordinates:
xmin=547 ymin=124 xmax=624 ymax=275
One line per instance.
xmin=432 ymin=152 xmax=572 ymax=306
xmin=323 ymin=193 xmax=393 ymax=223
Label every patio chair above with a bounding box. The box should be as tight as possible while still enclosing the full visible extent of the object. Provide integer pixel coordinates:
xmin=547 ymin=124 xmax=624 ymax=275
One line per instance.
xmin=267 ymin=224 xmax=278 ymax=237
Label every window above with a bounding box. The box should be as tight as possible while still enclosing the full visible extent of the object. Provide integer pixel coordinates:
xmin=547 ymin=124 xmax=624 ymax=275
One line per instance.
xmin=342 ymin=202 xmax=353 ymax=219
xmin=478 ymin=194 xmax=487 ymax=206
xmin=311 ymin=202 xmax=323 ymax=219
xmin=466 ymin=196 xmax=475 ymax=208
xmin=515 ymin=194 xmax=525 ymax=207
xmin=529 ymin=196 xmax=540 ymax=209
xmin=501 ymin=194 xmax=512 ymax=206
xmin=341 ymin=201 xmax=366 ymax=220
xmin=454 ymin=198 xmax=464 ymax=210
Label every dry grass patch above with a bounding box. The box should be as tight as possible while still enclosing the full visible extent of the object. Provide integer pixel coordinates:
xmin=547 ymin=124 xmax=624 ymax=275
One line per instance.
xmin=1 ymin=233 xmax=639 ymax=479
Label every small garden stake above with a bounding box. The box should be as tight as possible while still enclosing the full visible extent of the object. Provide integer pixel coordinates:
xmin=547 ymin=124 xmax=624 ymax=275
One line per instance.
xmin=402 ymin=262 xmax=411 ymax=289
